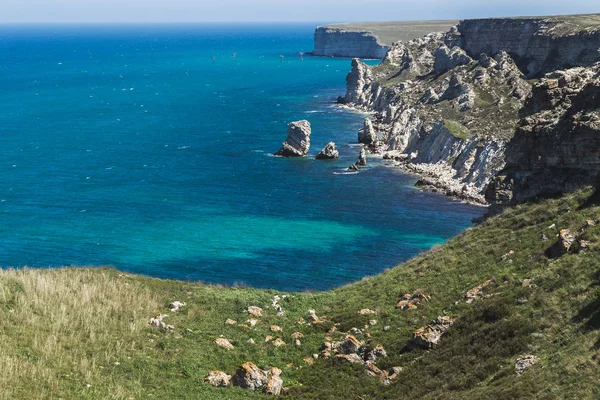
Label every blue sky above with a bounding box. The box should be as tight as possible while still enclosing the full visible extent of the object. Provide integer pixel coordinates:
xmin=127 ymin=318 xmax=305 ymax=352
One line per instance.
xmin=1 ymin=0 xmax=598 ymax=23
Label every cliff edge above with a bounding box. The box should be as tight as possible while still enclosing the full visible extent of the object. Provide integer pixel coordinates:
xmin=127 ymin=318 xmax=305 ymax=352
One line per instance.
xmin=313 ymin=21 xmax=458 ymax=59
xmin=338 ymin=13 xmax=600 ymax=206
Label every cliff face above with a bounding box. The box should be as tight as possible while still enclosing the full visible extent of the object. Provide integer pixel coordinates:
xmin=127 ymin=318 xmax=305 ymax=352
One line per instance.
xmin=341 ymin=31 xmax=529 ymax=203
xmin=486 ymin=63 xmax=600 ymax=211
xmin=458 ymin=16 xmax=600 ymax=76
xmin=339 ymin=14 xmax=600 ymax=205
xmin=313 ymin=27 xmax=389 ymax=59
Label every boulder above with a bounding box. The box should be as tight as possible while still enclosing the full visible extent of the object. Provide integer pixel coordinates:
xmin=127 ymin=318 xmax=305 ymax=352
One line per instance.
xmin=274 ymin=120 xmax=311 ymax=157
xmin=264 ymin=368 xmax=283 ymax=395
xmin=232 ymin=362 xmax=269 ymax=390
xmin=169 ymin=301 xmax=186 ymax=312
xmin=273 ymin=338 xmax=286 ymax=347
xmin=339 ymin=335 xmax=363 ymax=355
xmin=247 ymin=306 xmax=263 ymax=317
xmin=358 ymin=118 xmax=378 ymax=145
xmin=214 ymin=338 xmax=235 ymax=350
xmin=204 ymin=371 xmax=231 ymax=387
xmin=148 ymin=314 xmax=174 ymax=331
xmin=225 ymin=319 xmax=237 ymax=325
xmin=316 ymin=142 xmax=339 ymax=159
xmin=515 ymin=355 xmax=537 ymax=375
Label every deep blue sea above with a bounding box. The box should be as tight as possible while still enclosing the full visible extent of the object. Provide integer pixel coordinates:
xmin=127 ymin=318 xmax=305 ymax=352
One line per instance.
xmin=0 ymin=24 xmax=484 ymax=290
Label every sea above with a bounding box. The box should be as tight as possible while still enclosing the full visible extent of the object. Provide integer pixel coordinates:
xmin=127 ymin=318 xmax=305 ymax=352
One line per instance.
xmin=0 ymin=23 xmax=484 ymax=291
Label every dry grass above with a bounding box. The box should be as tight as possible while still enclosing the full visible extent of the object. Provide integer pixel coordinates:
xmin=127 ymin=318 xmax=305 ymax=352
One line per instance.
xmin=0 ymin=267 xmax=161 ymax=399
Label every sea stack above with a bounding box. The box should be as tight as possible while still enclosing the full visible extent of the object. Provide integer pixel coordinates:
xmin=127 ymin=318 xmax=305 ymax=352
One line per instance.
xmin=358 ymin=118 xmax=378 ymax=145
xmin=274 ymin=120 xmax=311 ymax=157
xmin=348 ymin=147 xmax=367 ymax=171
xmin=316 ymin=142 xmax=339 ymax=160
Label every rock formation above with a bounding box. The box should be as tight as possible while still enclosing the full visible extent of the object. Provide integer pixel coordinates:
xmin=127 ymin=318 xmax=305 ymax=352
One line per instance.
xmin=274 ymin=120 xmax=311 ymax=157
xmin=358 ymin=118 xmax=378 ymax=145
xmin=339 ymin=15 xmax=600 ymax=205
xmin=313 ymin=27 xmax=390 ymax=59
xmin=316 ymin=142 xmax=339 ymax=159
xmin=412 ymin=316 xmax=456 ymax=348
xmin=457 ymin=16 xmax=600 ymax=75
xmin=486 ymin=63 xmax=600 ymax=212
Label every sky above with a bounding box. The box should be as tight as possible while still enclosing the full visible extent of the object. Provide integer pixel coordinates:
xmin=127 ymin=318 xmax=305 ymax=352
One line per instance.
xmin=0 ymin=0 xmax=598 ymax=23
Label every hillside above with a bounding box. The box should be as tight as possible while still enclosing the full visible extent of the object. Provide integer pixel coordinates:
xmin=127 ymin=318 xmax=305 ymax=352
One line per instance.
xmin=1 ymin=187 xmax=599 ymax=399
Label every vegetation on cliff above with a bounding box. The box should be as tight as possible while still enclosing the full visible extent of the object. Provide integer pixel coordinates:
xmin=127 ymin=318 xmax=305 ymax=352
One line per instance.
xmin=1 ymin=187 xmax=600 ymax=399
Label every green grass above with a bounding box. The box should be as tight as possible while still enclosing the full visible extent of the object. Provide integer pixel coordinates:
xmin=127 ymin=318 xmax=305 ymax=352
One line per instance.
xmin=443 ymin=119 xmax=472 ymax=140
xmin=1 ymin=187 xmax=600 ymax=398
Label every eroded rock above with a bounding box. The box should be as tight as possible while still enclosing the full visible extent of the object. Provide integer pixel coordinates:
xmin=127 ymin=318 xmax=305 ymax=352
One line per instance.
xmin=274 ymin=120 xmax=311 ymax=157
xmin=316 ymin=142 xmax=339 ymax=160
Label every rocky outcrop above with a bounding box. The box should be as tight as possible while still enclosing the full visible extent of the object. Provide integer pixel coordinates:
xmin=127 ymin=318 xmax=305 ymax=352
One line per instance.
xmin=412 ymin=316 xmax=456 ymax=348
xmin=486 ymin=63 xmax=600 ymax=212
xmin=457 ymin=16 xmax=600 ymax=76
xmin=274 ymin=120 xmax=311 ymax=157
xmin=336 ymin=15 xmax=600 ymax=206
xmin=313 ymin=27 xmax=390 ymax=59
xmin=316 ymin=142 xmax=339 ymax=159
xmin=232 ymin=362 xmax=270 ymax=390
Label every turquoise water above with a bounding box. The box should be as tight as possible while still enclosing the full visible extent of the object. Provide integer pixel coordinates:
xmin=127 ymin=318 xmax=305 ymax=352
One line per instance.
xmin=0 ymin=24 xmax=484 ymax=290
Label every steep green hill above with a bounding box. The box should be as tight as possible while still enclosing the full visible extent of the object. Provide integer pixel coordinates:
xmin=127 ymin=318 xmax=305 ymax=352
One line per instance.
xmin=1 ymin=187 xmax=599 ymax=399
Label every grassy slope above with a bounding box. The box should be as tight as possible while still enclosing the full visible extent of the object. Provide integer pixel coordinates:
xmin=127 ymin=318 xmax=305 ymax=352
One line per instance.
xmin=1 ymin=188 xmax=600 ymax=399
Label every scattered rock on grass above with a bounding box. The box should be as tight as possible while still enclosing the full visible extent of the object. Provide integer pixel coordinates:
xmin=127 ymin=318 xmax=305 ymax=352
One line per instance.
xmin=515 ymin=355 xmax=537 ymax=375
xmin=273 ymin=338 xmax=286 ymax=347
xmin=397 ymin=290 xmax=429 ymax=310
xmin=412 ymin=316 xmax=456 ymax=348
xmin=169 ymin=301 xmax=186 ymax=312
xmin=358 ymin=308 xmax=377 ymax=315
xmin=225 ymin=319 xmax=237 ymax=325
xmin=264 ymin=368 xmax=283 ymax=395
xmin=291 ymin=332 xmax=304 ymax=346
xmin=465 ymin=279 xmax=494 ymax=303
xmin=247 ymin=306 xmax=263 ymax=317
xmin=214 ymin=338 xmax=235 ymax=350
xmin=204 ymin=371 xmax=231 ymax=387
xmin=148 ymin=314 xmax=174 ymax=331
xmin=270 ymin=325 xmax=283 ymax=332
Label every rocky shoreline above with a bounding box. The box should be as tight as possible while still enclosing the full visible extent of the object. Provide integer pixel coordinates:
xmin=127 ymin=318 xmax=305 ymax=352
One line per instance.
xmin=333 ymin=15 xmax=600 ymax=208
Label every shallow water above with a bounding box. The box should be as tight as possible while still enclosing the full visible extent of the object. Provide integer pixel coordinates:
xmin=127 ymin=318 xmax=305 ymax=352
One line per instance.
xmin=0 ymin=24 xmax=484 ymax=290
